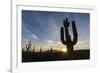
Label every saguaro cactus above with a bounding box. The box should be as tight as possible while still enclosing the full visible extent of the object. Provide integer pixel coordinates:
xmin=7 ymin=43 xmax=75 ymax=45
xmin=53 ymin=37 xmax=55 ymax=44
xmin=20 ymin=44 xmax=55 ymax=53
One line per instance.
xmin=26 ymin=41 xmax=32 ymax=52
xmin=60 ymin=18 xmax=78 ymax=58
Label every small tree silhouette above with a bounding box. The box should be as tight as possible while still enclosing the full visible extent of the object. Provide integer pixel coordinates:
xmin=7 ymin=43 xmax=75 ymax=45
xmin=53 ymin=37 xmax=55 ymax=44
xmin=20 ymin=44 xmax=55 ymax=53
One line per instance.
xmin=60 ymin=18 xmax=78 ymax=59
xmin=26 ymin=41 xmax=32 ymax=52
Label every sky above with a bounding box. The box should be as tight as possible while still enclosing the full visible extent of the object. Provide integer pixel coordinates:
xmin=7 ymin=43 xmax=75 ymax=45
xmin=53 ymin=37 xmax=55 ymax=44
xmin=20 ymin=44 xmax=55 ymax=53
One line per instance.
xmin=22 ymin=10 xmax=90 ymax=52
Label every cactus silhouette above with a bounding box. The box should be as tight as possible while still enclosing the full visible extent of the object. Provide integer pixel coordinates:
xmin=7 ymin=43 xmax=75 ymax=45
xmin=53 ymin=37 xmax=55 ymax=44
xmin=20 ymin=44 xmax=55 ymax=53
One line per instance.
xmin=60 ymin=18 xmax=78 ymax=58
xmin=33 ymin=46 xmax=35 ymax=53
xmin=40 ymin=47 xmax=42 ymax=53
xmin=50 ymin=46 xmax=53 ymax=53
xmin=26 ymin=41 xmax=32 ymax=52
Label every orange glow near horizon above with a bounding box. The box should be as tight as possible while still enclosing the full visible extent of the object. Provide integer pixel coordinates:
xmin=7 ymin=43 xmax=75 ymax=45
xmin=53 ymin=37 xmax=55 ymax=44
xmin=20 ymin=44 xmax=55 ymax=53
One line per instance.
xmin=61 ymin=47 xmax=67 ymax=52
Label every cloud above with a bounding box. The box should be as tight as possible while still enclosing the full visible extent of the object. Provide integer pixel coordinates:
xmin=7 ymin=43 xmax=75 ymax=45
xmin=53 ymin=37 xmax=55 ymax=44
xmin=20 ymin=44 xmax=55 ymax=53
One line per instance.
xmin=22 ymin=38 xmax=28 ymax=42
xmin=25 ymin=28 xmax=30 ymax=33
xmin=22 ymin=26 xmax=30 ymax=34
xmin=45 ymin=39 xmax=63 ymax=47
xmin=74 ymin=40 xmax=90 ymax=50
xmin=46 ymin=40 xmax=53 ymax=44
xmin=77 ymin=40 xmax=89 ymax=45
xmin=22 ymin=25 xmax=38 ymax=40
xmin=31 ymin=34 xmax=38 ymax=40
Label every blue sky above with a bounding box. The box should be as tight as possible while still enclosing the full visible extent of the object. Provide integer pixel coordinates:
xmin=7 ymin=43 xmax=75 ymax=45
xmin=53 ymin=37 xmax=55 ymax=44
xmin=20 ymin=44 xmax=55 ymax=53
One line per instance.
xmin=22 ymin=10 xmax=90 ymax=51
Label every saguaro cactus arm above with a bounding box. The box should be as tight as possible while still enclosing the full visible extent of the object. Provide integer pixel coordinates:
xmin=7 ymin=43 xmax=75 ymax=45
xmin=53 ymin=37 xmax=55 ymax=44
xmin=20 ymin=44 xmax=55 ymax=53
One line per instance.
xmin=60 ymin=27 xmax=66 ymax=45
xmin=72 ymin=21 xmax=78 ymax=45
xmin=64 ymin=18 xmax=69 ymax=27
xmin=60 ymin=18 xmax=70 ymax=45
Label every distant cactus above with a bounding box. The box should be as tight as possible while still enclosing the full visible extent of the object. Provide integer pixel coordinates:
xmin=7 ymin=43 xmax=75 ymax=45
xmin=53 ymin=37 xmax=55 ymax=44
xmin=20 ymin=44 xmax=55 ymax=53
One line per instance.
xmin=40 ymin=47 xmax=42 ymax=53
xmin=60 ymin=18 xmax=78 ymax=58
xmin=26 ymin=41 xmax=32 ymax=52
xmin=50 ymin=46 xmax=53 ymax=53
xmin=33 ymin=46 xmax=35 ymax=53
xmin=47 ymin=48 xmax=49 ymax=52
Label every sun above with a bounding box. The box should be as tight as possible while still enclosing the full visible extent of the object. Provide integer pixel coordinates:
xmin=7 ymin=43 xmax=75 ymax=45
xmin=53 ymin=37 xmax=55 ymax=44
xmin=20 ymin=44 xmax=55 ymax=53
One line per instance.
xmin=61 ymin=48 xmax=67 ymax=52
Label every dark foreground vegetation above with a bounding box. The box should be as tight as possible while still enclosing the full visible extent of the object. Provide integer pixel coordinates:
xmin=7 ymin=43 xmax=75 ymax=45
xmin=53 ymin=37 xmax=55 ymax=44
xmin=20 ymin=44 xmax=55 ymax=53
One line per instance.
xmin=22 ymin=49 xmax=90 ymax=62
